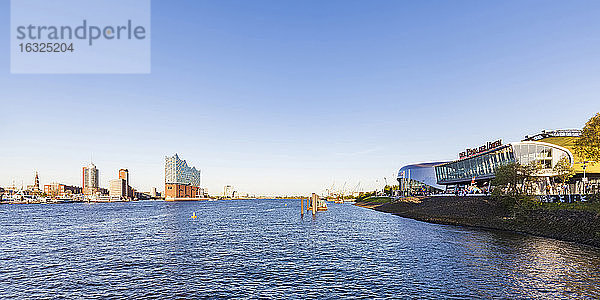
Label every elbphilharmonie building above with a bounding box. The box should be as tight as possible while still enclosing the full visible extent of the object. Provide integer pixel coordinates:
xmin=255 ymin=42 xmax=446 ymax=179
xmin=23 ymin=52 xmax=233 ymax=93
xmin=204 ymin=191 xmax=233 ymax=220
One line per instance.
xmin=165 ymin=154 xmax=201 ymax=199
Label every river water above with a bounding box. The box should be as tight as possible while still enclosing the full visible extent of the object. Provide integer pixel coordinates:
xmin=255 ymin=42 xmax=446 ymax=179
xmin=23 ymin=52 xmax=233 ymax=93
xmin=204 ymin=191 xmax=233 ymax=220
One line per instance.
xmin=1 ymin=199 xmax=599 ymax=299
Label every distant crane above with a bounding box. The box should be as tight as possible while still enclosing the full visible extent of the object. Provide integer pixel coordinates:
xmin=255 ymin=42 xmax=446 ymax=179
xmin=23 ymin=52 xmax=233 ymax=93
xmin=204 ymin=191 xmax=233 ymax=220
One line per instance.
xmin=329 ymin=181 xmax=336 ymax=198
xmin=326 ymin=180 xmax=335 ymax=199
xmin=352 ymin=182 xmax=361 ymax=198
xmin=338 ymin=181 xmax=347 ymax=203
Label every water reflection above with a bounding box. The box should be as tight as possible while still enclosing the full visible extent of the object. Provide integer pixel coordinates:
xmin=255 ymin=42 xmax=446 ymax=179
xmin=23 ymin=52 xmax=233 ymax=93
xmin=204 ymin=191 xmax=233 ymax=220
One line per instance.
xmin=0 ymin=200 xmax=599 ymax=299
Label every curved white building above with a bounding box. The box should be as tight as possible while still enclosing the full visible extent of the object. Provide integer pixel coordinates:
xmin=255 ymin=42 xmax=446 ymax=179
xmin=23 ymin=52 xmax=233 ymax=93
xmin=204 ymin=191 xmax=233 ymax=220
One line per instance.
xmin=398 ymin=130 xmax=599 ymax=196
xmin=435 ymin=141 xmax=574 ymax=186
xmin=397 ymin=162 xmax=449 ymax=195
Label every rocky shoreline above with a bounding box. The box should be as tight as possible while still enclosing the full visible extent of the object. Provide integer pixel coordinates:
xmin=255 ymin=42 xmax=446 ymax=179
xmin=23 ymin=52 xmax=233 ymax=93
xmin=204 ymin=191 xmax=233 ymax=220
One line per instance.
xmin=355 ymin=196 xmax=600 ymax=248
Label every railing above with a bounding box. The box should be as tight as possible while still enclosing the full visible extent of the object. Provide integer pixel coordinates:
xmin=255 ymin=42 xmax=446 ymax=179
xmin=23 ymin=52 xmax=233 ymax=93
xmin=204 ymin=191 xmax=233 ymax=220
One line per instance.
xmin=538 ymin=194 xmax=591 ymax=203
xmin=523 ymin=129 xmax=582 ymax=141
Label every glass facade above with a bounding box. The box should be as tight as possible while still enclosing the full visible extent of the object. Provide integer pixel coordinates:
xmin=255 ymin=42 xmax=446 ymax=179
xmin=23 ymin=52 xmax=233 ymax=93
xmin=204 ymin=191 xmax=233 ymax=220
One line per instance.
xmin=511 ymin=142 xmax=571 ymax=175
xmin=398 ymin=162 xmax=448 ymax=195
xmin=165 ymin=154 xmax=201 ymax=186
xmin=83 ymin=163 xmax=99 ymax=189
xmin=434 ymin=142 xmax=574 ymax=185
xmin=398 ymin=162 xmax=447 ymax=190
xmin=399 ymin=178 xmax=443 ymax=195
xmin=435 ymin=145 xmax=514 ymax=185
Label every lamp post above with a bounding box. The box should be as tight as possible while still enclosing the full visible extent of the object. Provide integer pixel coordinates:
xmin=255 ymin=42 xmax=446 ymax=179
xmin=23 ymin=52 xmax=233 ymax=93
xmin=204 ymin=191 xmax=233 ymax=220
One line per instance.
xmin=383 ymin=177 xmax=387 ymax=196
xmin=576 ymin=161 xmax=596 ymax=194
xmin=582 ymin=162 xmax=588 ymax=195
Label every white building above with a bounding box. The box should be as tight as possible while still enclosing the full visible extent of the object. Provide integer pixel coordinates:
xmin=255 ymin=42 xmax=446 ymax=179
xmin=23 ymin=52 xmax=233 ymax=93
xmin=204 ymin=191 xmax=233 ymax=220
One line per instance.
xmin=109 ymin=178 xmax=126 ymax=199
xmin=224 ymin=185 xmax=233 ymax=198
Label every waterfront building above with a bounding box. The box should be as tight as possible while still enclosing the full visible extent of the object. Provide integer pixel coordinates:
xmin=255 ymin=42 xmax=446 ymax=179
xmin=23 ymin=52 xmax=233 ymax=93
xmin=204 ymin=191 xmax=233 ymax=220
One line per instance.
xmin=397 ymin=162 xmax=449 ymax=196
xmin=82 ymin=163 xmax=99 ymax=195
xmin=429 ymin=130 xmax=599 ymax=194
xmin=109 ymin=178 xmax=127 ymax=199
xmin=150 ymin=187 xmax=158 ymax=198
xmin=44 ymin=183 xmax=82 ymax=197
xmin=135 ymin=190 xmax=151 ymax=200
xmin=119 ymin=169 xmax=132 ymax=199
xmin=434 ymin=139 xmax=573 ymax=193
xmin=26 ymin=171 xmax=41 ymax=193
xmin=523 ymin=129 xmax=600 ymax=194
xmin=224 ymin=185 xmax=233 ymax=198
xmin=199 ymin=187 xmax=208 ymax=198
xmin=164 ymin=154 xmax=201 ymax=199
xmin=398 ymin=129 xmax=600 ymax=195
xmin=99 ymin=187 xmax=109 ymax=196
xmin=105 ymin=169 xmax=135 ymax=200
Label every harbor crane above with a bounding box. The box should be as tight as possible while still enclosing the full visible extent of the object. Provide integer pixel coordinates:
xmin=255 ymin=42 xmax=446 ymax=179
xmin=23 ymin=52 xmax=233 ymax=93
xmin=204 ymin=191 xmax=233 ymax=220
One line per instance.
xmin=351 ymin=182 xmax=361 ymax=197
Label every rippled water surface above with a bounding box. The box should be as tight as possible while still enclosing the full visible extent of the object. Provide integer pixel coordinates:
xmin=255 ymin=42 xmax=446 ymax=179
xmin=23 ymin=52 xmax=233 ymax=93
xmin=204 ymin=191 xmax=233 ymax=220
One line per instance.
xmin=1 ymin=200 xmax=600 ymax=299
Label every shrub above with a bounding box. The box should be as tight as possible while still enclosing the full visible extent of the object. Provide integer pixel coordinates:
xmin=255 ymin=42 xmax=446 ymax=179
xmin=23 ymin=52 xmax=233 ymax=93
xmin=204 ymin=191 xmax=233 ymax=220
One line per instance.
xmin=587 ymin=193 xmax=600 ymax=204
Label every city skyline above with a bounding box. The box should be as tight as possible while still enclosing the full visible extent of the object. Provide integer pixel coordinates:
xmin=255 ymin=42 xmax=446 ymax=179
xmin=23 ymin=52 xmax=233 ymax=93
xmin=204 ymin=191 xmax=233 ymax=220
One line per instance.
xmin=3 ymin=1 xmax=600 ymax=299
xmin=2 ymin=0 xmax=600 ymax=194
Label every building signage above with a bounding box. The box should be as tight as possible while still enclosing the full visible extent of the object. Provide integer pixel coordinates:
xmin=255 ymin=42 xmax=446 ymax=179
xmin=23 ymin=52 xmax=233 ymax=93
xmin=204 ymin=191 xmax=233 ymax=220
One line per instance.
xmin=459 ymin=139 xmax=502 ymax=159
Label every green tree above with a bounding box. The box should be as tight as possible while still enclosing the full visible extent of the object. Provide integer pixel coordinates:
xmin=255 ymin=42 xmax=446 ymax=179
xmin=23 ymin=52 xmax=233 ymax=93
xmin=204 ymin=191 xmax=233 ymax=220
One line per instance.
xmin=492 ymin=162 xmax=541 ymax=209
xmin=575 ymin=112 xmax=600 ymax=162
xmin=356 ymin=191 xmax=376 ymax=202
xmin=492 ymin=162 xmax=541 ymax=197
xmin=553 ymin=156 xmax=575 ymax=185
xmin=384 ymin=185 xmax=399 ymax=196
xmin=492 ymin=162 xmax=522 ymax=197
xmin=522 ymin=162 xmax=543 ymax=195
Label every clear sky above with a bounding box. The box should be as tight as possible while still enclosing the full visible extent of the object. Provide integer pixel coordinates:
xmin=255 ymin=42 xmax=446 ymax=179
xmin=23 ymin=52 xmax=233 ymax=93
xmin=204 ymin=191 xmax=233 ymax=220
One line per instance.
xmin=1 ymin=0 xmax=599 ymax=196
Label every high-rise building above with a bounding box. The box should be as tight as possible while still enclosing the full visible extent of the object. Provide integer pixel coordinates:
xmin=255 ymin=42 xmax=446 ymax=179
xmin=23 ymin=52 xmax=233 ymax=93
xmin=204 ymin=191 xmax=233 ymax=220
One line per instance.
xmin=119 ymin=169 xmax=131 ymax=198
xmin=82 ymin=163 xmax=99 ymax=195
xmin=109 ymin=178 xmax=127 ymax=199
xmin=106 ymin=168 xmax=135 ymax=200
xmin=165 ymin=154 xmax=201 ymax=199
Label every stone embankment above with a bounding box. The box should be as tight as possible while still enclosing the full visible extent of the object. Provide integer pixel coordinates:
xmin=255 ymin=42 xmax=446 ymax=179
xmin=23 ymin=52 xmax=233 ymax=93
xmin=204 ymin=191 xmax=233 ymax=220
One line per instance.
xmin=356 ymin=196 xmax=600 ymax=247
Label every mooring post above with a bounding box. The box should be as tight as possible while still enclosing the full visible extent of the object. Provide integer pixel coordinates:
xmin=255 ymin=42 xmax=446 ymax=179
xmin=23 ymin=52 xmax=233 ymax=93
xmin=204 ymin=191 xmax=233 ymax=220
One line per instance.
xmin=301 ymin=197 xmax=304 ymax=216
xmin=312 ymin=193 xmax=316 ymax=215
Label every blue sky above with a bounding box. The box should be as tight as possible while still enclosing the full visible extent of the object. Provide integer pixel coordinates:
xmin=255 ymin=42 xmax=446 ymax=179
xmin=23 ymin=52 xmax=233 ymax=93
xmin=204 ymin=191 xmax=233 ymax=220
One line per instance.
xmin=1 ymin=0 xmax=599 ymax=195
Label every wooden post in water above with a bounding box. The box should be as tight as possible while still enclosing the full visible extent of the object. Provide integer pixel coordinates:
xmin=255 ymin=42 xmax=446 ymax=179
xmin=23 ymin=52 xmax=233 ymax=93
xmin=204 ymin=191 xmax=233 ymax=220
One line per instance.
xmin=301 ymin=197 xmax=304 ymax=216
xmin=312 ymin=193 xmax=317 ymax=215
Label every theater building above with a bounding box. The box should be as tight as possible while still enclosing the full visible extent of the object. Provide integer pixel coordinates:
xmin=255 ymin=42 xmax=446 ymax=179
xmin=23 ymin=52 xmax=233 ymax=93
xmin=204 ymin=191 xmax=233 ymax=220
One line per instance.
xmin=397 ymin=162 xmax=448 ymax=196
xmin=523 ymin=130 xmax=600 ymax=194
xmin=432 ymin=130 xmax=599 ymax=194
